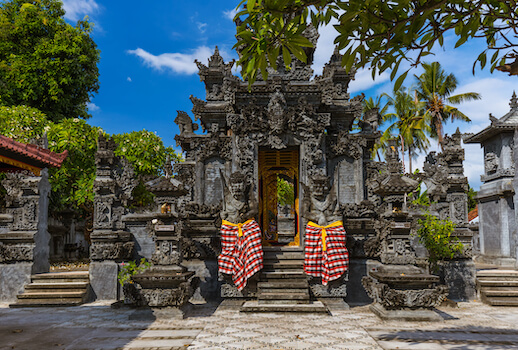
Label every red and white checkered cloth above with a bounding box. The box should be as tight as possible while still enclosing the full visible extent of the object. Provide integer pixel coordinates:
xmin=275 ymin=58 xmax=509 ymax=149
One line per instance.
xmin=304 ymin=221 xmax=349 ymax=285
xmin=218 ymin=219 xmax=264 ymax=291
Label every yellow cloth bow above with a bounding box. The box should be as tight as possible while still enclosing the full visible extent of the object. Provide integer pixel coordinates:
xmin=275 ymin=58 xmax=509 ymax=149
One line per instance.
xmin=222 ymin=219 xmax=254 ymax=237
xmin=307 ymin=221 xmax=343 ymax=251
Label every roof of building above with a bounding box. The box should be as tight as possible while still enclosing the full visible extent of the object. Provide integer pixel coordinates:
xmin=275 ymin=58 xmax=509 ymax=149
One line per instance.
xmin=464 ymin=92 xmax=518 ymax=143
xmin=0 ymin=135 xmax=68 ymax=176
xmin=468 ymin=205 xmax=478 ymax=222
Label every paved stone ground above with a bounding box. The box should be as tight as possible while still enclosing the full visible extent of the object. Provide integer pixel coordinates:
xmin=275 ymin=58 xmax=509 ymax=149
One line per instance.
xmin=1 ymin=301 xmax=518 ymax=350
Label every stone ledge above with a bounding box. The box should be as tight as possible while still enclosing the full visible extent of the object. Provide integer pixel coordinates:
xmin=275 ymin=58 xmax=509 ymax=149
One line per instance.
xmin=370 ymin=302 xmax=443 ymax=322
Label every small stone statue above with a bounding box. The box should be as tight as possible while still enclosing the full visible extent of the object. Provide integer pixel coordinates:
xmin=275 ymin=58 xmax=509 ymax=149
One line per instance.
xmin=218 ymin=170 xmax=263 ymax=291
xmin=301 ymin=174 xmax=348 ymax=286
xmin=219 ymin=171 xmax=258 ymax=224
xmin=301 ymin=174 xmax=341 ymax=226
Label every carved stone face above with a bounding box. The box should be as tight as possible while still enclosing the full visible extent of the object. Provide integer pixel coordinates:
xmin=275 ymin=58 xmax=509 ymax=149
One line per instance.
xmin=230 ymin=181 xmax=245 ymax=200
xmin=311 ymin=179 xmax=329 ymax=200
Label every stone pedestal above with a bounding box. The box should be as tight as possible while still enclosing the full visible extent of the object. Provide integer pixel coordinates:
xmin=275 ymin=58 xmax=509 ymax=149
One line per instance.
xmin=438 ymin=260 xmax=476 ymax=301
xmin=0 ymin=262 xmax=32 ymax=302
xmin=362 ymin=265 xmax=448 ymax=321
xmin=90 ymin=260 xmax=119 ymax=300
xmin=122 ymin=223 xmax=197 ymax=312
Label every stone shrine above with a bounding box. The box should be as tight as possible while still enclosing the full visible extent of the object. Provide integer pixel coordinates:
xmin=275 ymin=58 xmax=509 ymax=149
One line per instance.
xmin=465 ymin=92 xmax=518 ymax=268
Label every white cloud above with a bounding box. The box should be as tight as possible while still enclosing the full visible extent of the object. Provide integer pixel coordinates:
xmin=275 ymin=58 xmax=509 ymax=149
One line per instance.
xmin=127 ymin=46 xmax=233 ymax=75
xmin=223 ymin=8 xmax=238 ymax=21
xmin=62 ymin=0 xmax=99 ymax=22
xmin=197 ymin=22 xmax=207 ymax=33
xmin=313 ymin=19 xmax=339 ymax=76
xmin=127 ymin=77 xmax=132 ymax=82
xmin=453 ymin=78 xmax=517 ymax=124
xmin=87 ymin=102 xmax=100 ymax=112
xmin=349 ymin=68 xmax=391 ymax=94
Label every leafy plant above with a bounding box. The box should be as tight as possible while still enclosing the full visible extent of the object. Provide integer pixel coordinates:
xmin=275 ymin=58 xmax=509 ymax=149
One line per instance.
xmin=417 ymin=213 xmax=464 ymax=272
xmin=277 ymin=176 xmax=295 ymax=207
xmin=117 ymin=258 xmax=151 ymax=286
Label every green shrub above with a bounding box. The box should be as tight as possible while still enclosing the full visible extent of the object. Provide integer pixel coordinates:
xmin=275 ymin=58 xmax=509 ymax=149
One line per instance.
xmin=417 ymin=213 xmax=464 ymax=272
xmin=117 ymin=258 xmax=151 ymax=286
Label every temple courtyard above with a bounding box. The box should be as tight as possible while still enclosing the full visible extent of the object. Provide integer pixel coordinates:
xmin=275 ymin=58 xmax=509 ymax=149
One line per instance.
xmin=1 ymin=300 xmax=518 ymax=350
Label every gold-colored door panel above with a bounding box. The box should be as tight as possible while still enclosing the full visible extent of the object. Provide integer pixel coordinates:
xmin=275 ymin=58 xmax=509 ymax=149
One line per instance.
xmin=258 ymin=148 xmax=299 ymax=246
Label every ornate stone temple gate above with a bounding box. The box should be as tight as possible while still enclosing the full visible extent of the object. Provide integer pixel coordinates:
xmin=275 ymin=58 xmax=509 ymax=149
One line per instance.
xmin=82 ymin=35 xmax=474 ymax=312
xmin=172 ymin=36 xmax=380 ymax=305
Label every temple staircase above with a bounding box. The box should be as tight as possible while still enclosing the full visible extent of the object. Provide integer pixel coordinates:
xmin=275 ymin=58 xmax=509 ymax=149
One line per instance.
xmin=10 ymin=271 xmax=90 ymax=307
xmin=477 ymin=269 xmax=518 ymax=306
xmin=241 ymin=247 xmax=327 ymax=312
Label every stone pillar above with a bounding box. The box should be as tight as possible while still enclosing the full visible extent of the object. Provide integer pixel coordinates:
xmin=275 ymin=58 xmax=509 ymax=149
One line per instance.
xmin=0 ymin=170 xmax=51 ymax=301
xmin=89 ymin=134 xmax=138 ymax=300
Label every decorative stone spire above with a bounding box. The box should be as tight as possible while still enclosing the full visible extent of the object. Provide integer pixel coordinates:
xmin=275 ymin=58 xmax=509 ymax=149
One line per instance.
xmin=510 ymin=91 xmax=518 ymax=110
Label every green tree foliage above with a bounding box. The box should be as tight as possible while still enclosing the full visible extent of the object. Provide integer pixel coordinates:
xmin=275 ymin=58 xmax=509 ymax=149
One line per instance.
xmin=0 ymin=105 xmax=49 ymax=143
xmin=0 ymin=0 xmax=100 ymax=122
xmin=415 ymin=62 xmax=481 ymax=147
xmin=467 ymin=185 xmax=477 ymax=212
xmin=417 ymin=213 xmax=464 ymax=271
xmin=277 ymin=176 xmax=295 ymax=207
xmin=234 ymin=1 xmax=518 ymax=86
xmin=47 ymin=118 xmax=101 ymax=213
xmin=113 ymin=130 xmax=182 ymax=176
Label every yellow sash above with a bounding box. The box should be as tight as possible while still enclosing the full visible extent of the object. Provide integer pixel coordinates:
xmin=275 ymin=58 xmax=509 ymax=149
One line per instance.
xmin=222 ymin=219 xmax=254 ymax=237
xmin=307 ymin=221 xmax=343 ymax=251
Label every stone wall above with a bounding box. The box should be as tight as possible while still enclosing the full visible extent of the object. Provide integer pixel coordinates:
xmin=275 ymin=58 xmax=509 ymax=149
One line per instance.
xmin=0 ymin=170 xmax=51 ymax=301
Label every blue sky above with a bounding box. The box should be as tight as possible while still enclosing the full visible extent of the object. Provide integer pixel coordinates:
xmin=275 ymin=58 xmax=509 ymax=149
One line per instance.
xmin=62 ymin=0 xmax=518 ymax=190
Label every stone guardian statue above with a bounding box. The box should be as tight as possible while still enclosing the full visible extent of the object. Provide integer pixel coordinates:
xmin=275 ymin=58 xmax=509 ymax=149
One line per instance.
xmin=301 ymin=174 xmax=349 ymax=285
xmin=217 ymin=171 xmax=263 ymax=291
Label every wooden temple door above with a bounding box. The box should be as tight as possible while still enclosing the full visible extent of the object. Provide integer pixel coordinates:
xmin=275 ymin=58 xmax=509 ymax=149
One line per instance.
xmin=258 ymin=147 xmax=300 ymax=247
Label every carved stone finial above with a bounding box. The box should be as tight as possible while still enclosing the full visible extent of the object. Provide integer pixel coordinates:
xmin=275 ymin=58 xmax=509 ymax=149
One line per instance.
xmin=174 ymin=110 xmax=198 ymax=136
xmin=510 ymin=91 xmax=518 ymax=109
xmin=164 ymin=155 xmax=173 ymax=178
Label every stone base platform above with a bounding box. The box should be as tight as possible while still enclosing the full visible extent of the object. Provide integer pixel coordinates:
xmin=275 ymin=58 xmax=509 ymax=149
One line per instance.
xmin=128 ymin=304 xmax=192 ymax=320
xmin=241 ymin=300 xmax=328 ymax=313
xmin=369 ymin=302 xmax=443 ymax=322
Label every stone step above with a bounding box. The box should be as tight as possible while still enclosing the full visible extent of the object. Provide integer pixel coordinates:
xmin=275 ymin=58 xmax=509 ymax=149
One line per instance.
xmin=477 ymin=280 xmax=518 ymax=287
xmin=477 ymin=270 xmax=518 ymax=278
xmin=483 ymin=297 xmax=518 ymax=306
xmin=263 ymin=246 xmax=304 ymax=252
xmin=31 ymin=271 xmax=89 ymax=279
xmin=258 ymin=280 xmax=308 ymax=289
xmin=263 ymin=260 xmax=304 ymax=268
xmin=241 ymin=300 xmax=328 ymax=313
xmin=9 ymin=299 xmax=84 ymax=308
xmin=259 ymin=288 xmax=308 ymax=294
xmin=25 ymin=282 xmax=89 ymax=290
xmin=482 ymin=290 xmax=518 ymax=297
xmin=258 ymin=291 xmax=309 ymax=300
xmin=17 ymin=291 xmax=86 ymax=299
xmin=31 ymin=272 xmax=89 ymax=284
xmin=261 ymin=271 xmax=307 ymax=280
xmin=263 ymin=252 xmax=305 ymax=260
xmin=258 ymin=299 xmax=310 ymax=305
xmin=22 ymin=288 xmax=87 ymax=294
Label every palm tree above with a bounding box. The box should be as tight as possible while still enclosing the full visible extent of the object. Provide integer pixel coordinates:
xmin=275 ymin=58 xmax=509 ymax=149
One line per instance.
xmin=415 ymin=62 xmax=481 ymax=148
xmin=382 ymin=86 xmax=430 ymax=173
